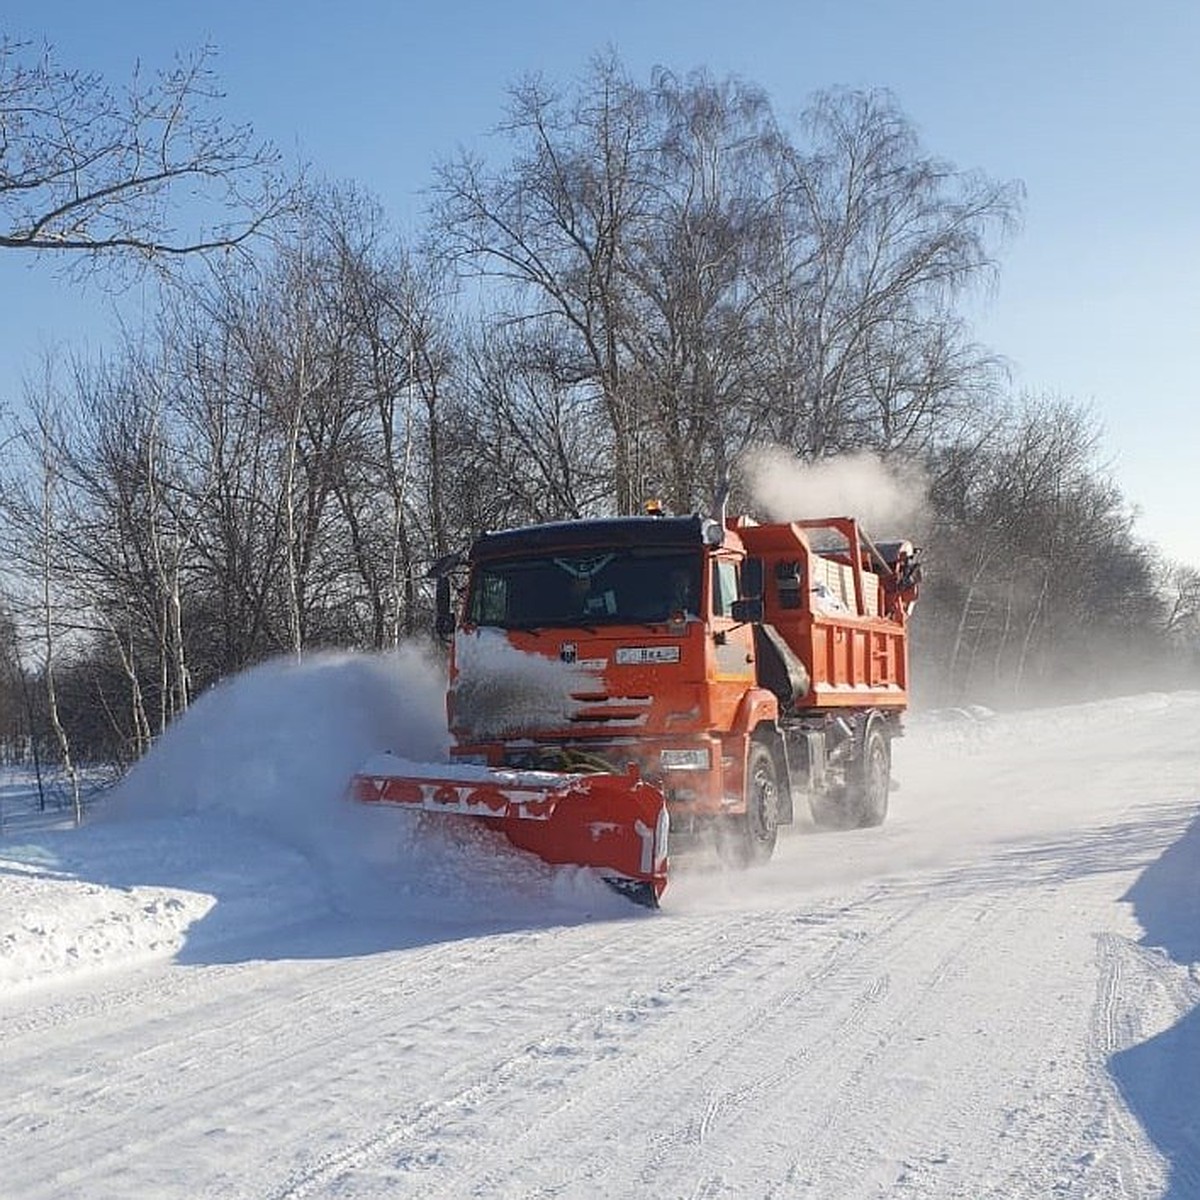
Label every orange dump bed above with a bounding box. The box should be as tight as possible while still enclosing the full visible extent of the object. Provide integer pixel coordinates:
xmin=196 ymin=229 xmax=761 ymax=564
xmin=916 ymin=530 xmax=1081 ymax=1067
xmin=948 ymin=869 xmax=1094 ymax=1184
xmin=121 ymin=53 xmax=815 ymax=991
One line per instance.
xmin=733 ymin=516 xmax=913 ymax=711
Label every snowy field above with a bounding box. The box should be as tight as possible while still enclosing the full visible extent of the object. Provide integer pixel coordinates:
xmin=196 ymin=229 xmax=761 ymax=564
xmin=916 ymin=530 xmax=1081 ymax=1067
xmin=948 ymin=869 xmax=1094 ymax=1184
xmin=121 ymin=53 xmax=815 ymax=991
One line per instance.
xmin=1 ymin=653 xmax=1198 ymax=1199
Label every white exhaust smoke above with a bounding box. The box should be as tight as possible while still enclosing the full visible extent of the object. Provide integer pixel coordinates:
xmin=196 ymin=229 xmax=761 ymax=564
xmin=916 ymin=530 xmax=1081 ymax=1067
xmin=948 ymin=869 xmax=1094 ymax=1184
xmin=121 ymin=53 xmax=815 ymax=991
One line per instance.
xmin=741 ymin=446 xmax=928 ymax=537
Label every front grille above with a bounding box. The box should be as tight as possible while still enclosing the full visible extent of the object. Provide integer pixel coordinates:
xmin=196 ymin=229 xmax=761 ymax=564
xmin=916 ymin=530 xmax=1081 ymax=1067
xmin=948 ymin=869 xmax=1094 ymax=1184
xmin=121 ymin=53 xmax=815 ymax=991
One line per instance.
xmin=570 ymin=693 xmax=653 ymax=728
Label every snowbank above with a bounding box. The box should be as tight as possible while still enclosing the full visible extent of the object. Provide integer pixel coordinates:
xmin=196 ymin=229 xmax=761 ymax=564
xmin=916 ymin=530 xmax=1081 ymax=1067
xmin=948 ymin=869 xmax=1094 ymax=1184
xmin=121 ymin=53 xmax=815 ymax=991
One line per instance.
xmin=1 ymin=648 xmax=629 ymax=992
xmin=0 ymin=816 xmax=319 ymax=991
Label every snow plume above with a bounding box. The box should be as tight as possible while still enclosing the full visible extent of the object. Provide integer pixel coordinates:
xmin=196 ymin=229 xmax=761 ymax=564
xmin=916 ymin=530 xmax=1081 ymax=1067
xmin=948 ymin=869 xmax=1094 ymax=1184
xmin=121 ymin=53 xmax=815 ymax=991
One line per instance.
xmin=99 ymin=643 xmax=627 ymax=924
xmin=1 ymin=646 xmax=627 ymax=988
xmin=104 ymin=648 xmax=451 ymax=858
xmin=741 ymin=446 xmax=928 ymax=537
xmin=451 ymin=628 xmax=589 ymax=741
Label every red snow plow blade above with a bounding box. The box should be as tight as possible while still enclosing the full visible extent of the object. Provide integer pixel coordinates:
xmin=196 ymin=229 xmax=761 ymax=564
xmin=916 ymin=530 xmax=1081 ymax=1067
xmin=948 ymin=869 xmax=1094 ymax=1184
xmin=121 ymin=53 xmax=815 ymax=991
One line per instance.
xmin=349 ymin=755 xmax=669 ymax=907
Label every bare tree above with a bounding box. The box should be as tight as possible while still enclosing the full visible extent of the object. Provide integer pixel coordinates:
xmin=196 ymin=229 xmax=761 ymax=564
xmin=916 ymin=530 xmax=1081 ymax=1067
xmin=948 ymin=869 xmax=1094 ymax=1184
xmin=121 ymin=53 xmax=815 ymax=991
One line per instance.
xmin=329 ymin=192 xmax=457 ymax=645
xmin=920 ymin=396 xmax=1162 ymax=704
xmin=2 ymin=46 xmax=1186 ymax=739
xmin=0 ymin=602 xmax=25 ymax=761
xmin=3 ymin=385 xmax=85 ymax=818
xmin=435 ymin=52 xmax=657 ymax=513
xmin=165 ymin=292 xmax=290 ymax=675
xmin=435 ymin=61 xmax=1019 ymax=515
xmin=620 ymin=67 xmax=782 ymax=511
xmin=0 ymin=37 xmax=290 ymax=270
xmin=756 ymin=88 xmax=1020 ymax=458
xmin=461 ymin=319 xmax=612 ymax=524
xmin=63 ymin=349 xmax=202 ymax=735
xmin=1160 ymin=562 xmax=1200 ymax=643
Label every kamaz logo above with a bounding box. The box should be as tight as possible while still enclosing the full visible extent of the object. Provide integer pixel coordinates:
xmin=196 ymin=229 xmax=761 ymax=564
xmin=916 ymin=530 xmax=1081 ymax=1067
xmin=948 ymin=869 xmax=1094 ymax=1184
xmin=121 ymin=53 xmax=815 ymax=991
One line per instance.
xmin=560 ymin=642 xmax=577 ymax=663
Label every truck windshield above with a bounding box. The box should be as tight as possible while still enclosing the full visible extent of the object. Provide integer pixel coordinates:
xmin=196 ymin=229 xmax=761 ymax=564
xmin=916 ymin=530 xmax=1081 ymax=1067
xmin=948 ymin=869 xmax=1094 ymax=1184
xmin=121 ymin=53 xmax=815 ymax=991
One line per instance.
xmin=467 ymin=549 xmax=702 ymax=629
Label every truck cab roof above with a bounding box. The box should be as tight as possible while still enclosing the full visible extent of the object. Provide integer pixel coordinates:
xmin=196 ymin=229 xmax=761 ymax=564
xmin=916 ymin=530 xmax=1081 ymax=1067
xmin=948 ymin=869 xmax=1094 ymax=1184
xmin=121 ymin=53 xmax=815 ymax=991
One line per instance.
xmin=470 ymin=514 xmax=727 ymax=562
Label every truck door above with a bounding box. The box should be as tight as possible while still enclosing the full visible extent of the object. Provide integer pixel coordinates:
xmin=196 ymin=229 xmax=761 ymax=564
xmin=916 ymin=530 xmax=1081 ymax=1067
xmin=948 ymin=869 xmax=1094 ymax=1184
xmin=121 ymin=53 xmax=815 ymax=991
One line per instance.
xmin=710 ymin=557 xmax=756 ymax=684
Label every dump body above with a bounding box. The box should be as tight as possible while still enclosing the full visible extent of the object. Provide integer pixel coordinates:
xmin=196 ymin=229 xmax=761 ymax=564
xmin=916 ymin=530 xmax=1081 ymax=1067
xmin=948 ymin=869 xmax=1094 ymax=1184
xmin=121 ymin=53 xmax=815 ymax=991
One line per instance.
xmin=732 ymin=516 xmax=914 ymax=710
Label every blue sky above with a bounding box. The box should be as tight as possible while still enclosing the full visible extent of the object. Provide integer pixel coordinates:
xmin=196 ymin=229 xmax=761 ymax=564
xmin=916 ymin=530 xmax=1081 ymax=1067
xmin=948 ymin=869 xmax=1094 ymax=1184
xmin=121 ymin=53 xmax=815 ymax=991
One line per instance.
xmin=3 ymin=0 xmax=1197 ymax=565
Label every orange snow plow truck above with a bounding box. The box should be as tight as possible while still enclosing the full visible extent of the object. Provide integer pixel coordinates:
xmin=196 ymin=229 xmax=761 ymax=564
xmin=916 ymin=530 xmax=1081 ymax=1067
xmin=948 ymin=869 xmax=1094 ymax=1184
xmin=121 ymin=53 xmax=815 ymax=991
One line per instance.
xmin=350 ymin=512 xmax=920 ymax=907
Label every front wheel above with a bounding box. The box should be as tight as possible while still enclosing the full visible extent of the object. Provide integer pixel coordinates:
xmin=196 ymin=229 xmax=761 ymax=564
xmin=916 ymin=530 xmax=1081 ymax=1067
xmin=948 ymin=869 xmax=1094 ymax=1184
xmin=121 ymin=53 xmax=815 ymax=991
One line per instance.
xmin=717 ymin=741 xmax=781 ymax=868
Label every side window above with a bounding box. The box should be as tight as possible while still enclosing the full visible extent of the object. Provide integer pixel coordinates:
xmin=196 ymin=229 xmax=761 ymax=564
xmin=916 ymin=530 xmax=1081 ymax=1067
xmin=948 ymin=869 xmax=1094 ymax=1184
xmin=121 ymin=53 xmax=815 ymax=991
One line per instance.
xmin=711 ymin=560 xmax=739 ymax=617
xmin=472 ymin=573 xmax=508 ymax=624
xmin=776 ymin=560 xmax=805 ymax=610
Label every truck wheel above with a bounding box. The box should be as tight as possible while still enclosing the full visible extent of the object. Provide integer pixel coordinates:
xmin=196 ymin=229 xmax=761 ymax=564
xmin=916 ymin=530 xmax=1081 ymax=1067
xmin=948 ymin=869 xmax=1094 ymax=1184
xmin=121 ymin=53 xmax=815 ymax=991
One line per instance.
xmin=853 ymin=722 xmax=891 ymax=828
xmin=718 ymin=741 xmax=780 ymax=868
xmin=810 ymin=719 xmax=890 ymax=830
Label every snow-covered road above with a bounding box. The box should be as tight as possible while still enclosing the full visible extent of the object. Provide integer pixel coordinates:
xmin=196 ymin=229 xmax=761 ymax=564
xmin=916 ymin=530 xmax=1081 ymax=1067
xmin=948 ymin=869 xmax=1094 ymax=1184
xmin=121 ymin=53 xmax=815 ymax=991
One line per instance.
xmin=2 ymin=660 xmax=1198 ymax=1199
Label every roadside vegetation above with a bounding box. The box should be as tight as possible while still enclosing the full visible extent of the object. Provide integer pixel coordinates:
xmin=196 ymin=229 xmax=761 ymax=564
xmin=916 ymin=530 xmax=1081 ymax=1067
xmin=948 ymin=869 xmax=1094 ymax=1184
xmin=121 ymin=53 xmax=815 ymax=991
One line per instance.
xmin=1 ymin=42 xmax=1197 ymax=774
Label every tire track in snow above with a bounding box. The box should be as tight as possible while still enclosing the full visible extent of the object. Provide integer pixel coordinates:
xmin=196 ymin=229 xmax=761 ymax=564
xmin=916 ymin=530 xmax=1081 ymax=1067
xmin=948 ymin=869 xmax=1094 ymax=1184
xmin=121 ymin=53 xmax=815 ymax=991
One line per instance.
xmin=0 ymin=925 xmax=639 ymax=1199
xmin=468 ymin=883 xmax=995 ymax=1198
xmin=763 ymin=902 xmax=1001 ymax=1198
xmin=6 ymin=906 xmax=809 ymax=1200
xmin=261 ymin=905 xmax=848 ymax=1199
xmin=1058 ymin=931 xmax=1196 ymax=1200
xmin=632 ymin=889 xmax=1005 ymax=1199
xmin=876 ymin=896 xmax=1173 ymax=1200
xmin=948 ymin=930 xmax=1168 ymax=1200
xmin=0 ymin=927 xmax=522 ymax=1125
xmin=0 ymin=955 xmax=253 ymax=1043
xmin=403 ymin=888 xmax=929 ymax=1199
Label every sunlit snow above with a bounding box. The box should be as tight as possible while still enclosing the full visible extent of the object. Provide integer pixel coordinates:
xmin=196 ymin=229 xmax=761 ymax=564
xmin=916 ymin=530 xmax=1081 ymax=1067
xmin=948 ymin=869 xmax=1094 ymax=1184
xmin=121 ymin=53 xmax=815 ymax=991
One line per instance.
xmin=1 ymin=654 xmax=1197 ymax=1199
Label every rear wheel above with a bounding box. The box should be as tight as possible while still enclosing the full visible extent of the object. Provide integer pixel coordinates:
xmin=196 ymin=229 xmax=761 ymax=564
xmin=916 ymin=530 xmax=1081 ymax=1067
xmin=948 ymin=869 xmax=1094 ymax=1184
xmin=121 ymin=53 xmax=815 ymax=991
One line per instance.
xmin=718 ymin=741 xmax=780 ymax=868
xmin=853 ymin=721 xmax=891 ymax=827
xmin=810 ymin=718 xmax=891 ymax=830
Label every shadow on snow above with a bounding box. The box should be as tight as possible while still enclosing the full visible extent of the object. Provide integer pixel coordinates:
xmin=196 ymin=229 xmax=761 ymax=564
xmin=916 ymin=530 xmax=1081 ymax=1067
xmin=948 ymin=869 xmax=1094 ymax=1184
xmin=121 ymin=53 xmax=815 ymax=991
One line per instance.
xmin=1111 ymin=806 xmax=1200 ymax=1200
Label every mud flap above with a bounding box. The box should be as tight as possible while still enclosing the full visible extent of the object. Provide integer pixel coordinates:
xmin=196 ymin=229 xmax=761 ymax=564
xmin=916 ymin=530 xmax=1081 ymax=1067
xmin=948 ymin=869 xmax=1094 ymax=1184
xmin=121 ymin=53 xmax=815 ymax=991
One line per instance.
xmin=350 ymin=756 xmax=669 ymax=906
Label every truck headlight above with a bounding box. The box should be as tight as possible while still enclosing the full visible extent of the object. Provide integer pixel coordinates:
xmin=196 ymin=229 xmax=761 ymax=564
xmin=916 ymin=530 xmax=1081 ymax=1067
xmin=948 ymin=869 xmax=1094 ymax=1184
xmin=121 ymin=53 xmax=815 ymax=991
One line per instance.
xmin=660 ymin=747 xmax=711 ymax=771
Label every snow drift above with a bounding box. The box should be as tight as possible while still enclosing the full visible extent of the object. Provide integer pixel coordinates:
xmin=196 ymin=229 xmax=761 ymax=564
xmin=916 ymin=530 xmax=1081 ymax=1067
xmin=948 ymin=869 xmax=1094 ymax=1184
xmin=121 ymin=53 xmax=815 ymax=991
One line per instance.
xmin=1 ymin=648 xmax=633 ymax=991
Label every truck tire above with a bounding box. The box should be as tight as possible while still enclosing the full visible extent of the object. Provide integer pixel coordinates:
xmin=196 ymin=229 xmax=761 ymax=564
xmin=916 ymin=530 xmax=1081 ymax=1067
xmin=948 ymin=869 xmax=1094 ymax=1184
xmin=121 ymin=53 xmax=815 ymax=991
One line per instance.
xmin=852 ymin=721 xmax=891 ymax=828
xmin=718 ymin=740 xmax=780 ymax=868
xmin=810 ymin=718 xmax=890 ymax=830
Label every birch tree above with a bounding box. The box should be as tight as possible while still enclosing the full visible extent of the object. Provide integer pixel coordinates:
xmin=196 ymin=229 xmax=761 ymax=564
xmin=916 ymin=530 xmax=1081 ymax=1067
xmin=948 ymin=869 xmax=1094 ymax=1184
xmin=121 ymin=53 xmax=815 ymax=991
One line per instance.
xmin=756 ymin=88 xmax=1020 ymax=458
xmin=435 ymin=53 xmax=656 ymax=513
xmin=0 ymin=37 xmax=289 ymax=271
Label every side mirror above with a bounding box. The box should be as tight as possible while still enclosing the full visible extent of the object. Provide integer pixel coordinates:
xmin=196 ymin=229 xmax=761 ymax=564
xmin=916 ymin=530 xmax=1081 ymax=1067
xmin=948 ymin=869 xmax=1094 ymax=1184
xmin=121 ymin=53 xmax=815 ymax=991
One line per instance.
xmin=730 ymin=596 xmax=764 ymax=624
xmin=434 ymin=575 xmax=457 ymax=640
